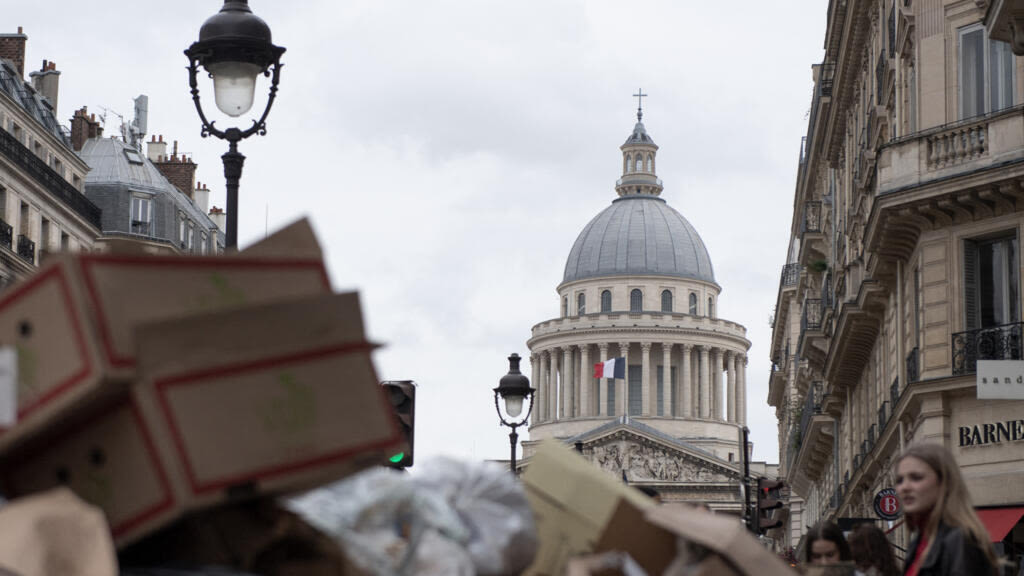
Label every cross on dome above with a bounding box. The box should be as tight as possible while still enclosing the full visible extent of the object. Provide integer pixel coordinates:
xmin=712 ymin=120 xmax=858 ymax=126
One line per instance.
xmin=633 ymin=88 xmax=647 ymax=121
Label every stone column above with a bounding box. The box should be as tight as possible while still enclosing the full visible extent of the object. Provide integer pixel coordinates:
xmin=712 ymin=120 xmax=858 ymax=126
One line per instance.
xmin=739 ymin=355 xmax=748 ymax=426
xmin=563 ymin=347 xmax=573 ymax=419
xmin=549 ymin=348 xmax=560 ymax=420
xmin=680 ymin=344 xmax=692 ymax=417
xmin=662 ymin=343 xmax=673 ymax=416
xmin=712 ymin=348 xmax=723 ymax=420
xmin=699 ymin=346 xmax=710 ymax=419
xmin=580 ymin=344 xmax=591 ymax=417
xmin=640 ymin=342 xmax=652 ymax=416
xmin=618 ymin=341 xmax=630 ymax=417
xmin=531 ymin=353 xmax=541 ymax=424
xmin=598 ymin=343 xmax=609 ymax=416
xmin=540 ymin=351 xmax=550 ymax=422
xmin=727 ymin=351 xmax=737 ymax=423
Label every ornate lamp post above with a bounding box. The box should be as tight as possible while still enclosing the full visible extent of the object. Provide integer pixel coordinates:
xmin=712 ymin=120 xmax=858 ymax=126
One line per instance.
xmin=185 ymin=0 xmax=285 ymax=249
xmin=494 ymin=353 xmax=535 ymax=474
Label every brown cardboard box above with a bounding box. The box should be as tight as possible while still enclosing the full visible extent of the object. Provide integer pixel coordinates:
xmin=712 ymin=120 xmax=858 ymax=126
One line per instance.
xmin=0 ymin=219 xmax=330 ymax=454
xmin=2 ymin=292 xmax=401 ymax=547
xmin=522 ymin=441 xmax=654 ymax=576
xmin=595 ymin=498 xmax=678 ymax=574
xmin=645 ymin=505 xmax=797 ymax=576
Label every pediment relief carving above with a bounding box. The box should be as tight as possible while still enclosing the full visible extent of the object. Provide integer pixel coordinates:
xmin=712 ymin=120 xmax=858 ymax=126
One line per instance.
xmin=580 ymin=431 xmax=738 ymax=484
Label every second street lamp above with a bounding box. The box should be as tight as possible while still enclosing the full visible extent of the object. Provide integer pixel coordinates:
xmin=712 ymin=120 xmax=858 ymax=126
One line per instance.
xmin=494 ymin=353 xmax=535 ymax=475
xmin=185 ymin=0 xmax=285 ymax=249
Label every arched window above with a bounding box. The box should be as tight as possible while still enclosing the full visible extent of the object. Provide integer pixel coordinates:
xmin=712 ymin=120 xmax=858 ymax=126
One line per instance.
xmin=661 ymin=290 xmax=672 ymax=312
xmin=689 ymin=293 xmax=698 ymax=315
xmin=708 ymin=297 xmax=714 ymax=318
xmin=647 ymin=154 xmax=654 ymax=172
xmin=562 ymin=297 xmax=568 ymax=318
xmin=577 ymin=293 xmax=586 ymax=316
xmin=625 ymin=154 xmax=632 ymax=172
xmin=630 ymin=289 xmax=643 ymax=312
xmin=601 ymin=290 xmax=612 ymax=312
xmin=635 ymin=156 xmax=642 ymax=172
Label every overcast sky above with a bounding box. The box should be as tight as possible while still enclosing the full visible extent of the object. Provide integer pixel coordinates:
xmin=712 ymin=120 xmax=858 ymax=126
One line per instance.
xmin=8 ymin=1 xmax=826 ymax=464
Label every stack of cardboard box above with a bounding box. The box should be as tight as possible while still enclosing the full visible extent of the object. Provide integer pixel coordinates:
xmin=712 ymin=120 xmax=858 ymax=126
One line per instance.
xmin=0 ymin=219 xmax=404 ymax=551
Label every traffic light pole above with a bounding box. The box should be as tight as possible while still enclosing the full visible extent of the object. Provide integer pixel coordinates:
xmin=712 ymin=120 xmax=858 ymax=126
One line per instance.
xmin=743 ymin=426 xmax=753 ymax=532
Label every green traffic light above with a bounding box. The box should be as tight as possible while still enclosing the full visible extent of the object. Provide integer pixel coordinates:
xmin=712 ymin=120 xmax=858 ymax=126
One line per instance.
xmin=389 ymin=452 xmax=405 ymax=464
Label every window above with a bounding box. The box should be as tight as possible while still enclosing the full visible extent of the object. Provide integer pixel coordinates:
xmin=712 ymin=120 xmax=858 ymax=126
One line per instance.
xmin=40 ymin=218 xmax=49 ymax=250
xmin=0 ymin=186 xmax=6 ymax=222
xmin=601 ymin=290 xmax=612 ymax=312
xmin=72 ymin=174 xmax=82 ymax=190
xmin=708 ymin=297 xmax=714 ymax=318
xmin=628 ymin=365 xmax=642 ymax=416
xmin=646 ymin=154 xmax=653 ymax=172
xmin=959 ymin=25 xmax=1016 ymax=119
xmin=19 ymin=202 xmax=29 ymax=237
xmin=630 ymin=289 xmax=642 ymax=312
xmin=607 ymin=380 xmax=616 ymax=416
xmin=123 ymin=148 xmax=145 ymax=165
xmin=562 ymin=297 xmax=568 ymax=318
xmin=200 ymin=232 xmax=209 ymax=255
xmin=634 ymin=156 xmax=642 ymax=172
xmin=187 ymin=223 xmax=195 ymax=252
xmin=52 ymin=157 xmax=63 ymax=178
xmin=577 ymin=293 xmax=585 ymax=316
xmin=964 ymin=233 xmax=1019 ymax=330
xmin=131 ymin=196 xmax=153 ymax=236
xmin=60 ymin=232 xmax=69 ymax=251
xmin=179 ymin=213 xmax=186 ymax=247
xmin=661 ymin=289 xmax=672 ymax=312
xmin=689 ymin=293 xmax=698 ymax=315
xmin=625 ymin=154 xmax=632 ymax=172
xmin=913 ymin=266 xmax=922 ymax=349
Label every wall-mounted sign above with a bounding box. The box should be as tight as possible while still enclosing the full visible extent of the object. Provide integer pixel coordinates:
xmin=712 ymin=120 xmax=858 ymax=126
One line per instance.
xmin=977 ymin=360 xmax=1024 ymax=399
xmin=958 ymin=419 xmax=1024 ymax=447
xmin=874 ymin=488 xmax=901 ymax=521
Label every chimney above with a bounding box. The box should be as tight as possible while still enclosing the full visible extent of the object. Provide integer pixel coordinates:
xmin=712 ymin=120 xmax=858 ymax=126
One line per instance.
xmin=194 ymin=181 xmax=211 ymax=213
xmin=208 ymin=206 xmax=226 ymax=232
xmin=29 ymin=59 xmax=60 ymax=111
xmin=146 ymin=134 xmax=167 ymax=162
xmin=0 ymin=27 xmax=27 ymax=77
xmin=69 ymin=107 xmax=103 ymax=152
xmin=154 ymin=140 xmax=197 ymax=199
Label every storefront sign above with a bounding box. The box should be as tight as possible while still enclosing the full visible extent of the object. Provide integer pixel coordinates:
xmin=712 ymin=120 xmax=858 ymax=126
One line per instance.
xmin=976 ymin=360 xmax=1024 ymax=399
xmin=873 ymin=488 xmax=901 ymax=521
xmin=959 ymin=419 xmax=1024 ymax=447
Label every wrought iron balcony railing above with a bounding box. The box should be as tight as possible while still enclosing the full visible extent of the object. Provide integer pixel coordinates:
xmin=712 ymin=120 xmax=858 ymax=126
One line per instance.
xmin=781 ymin=263 xmax=801 ymax=287
xmin=802 ymin=201 xmax=822 ymax=235
xmin=0 ymin=218 xmax=11 ymax=250
xmin=878 ymin=400 xmax=889 ymax=431
xmin=802 ymin=299 xmax=824 ymax=333
xmin=890 ymin=377 xmax=901 ymax=409
xmin=906 ymin=346 xmax=920 ymax=383
xmin=876 ymin=49 xmax=887 ymax=102
xmin=952 ymin=322 xmax=1024 ymax=375
xmin=0 ymin=126 xmax=102 ymax=230
xmin=16 ymin=234 xmax=35 ymax=264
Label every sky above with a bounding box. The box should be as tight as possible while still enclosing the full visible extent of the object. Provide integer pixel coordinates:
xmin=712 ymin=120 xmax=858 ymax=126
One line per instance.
xmin=7 ymin=1 xmax=826 ymax=464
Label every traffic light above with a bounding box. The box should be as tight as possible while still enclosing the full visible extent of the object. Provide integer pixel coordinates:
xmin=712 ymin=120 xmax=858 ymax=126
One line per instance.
xmin=757 ymin=477 xmax=785 ymax=533
xmin=381 ymin=380 xmax=415 ymax=468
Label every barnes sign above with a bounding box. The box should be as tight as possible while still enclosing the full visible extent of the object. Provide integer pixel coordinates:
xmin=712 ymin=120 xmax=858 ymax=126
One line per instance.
xmin=959 ymin=419 xmax=1024 ymax=447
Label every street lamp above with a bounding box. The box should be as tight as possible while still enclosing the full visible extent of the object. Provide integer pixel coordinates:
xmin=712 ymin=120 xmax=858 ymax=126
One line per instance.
xmin=185 ymin=0 xmax=285 ymax=249
xmin=494 ymin=353 xmax=535 ymax=474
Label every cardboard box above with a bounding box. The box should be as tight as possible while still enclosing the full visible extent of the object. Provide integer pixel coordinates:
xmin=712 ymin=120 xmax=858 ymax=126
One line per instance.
xmin=0 ymin=219 xmax=330 ymax=454
xmin=522 ymin=441 xmax=654 ymax=576
xmin=1 ymin=293 xmax=403 ymax=547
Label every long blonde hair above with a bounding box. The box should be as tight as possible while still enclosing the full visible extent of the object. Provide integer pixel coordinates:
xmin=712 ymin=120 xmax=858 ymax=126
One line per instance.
xmin=895 ymin=443 xmax=997 ymax=573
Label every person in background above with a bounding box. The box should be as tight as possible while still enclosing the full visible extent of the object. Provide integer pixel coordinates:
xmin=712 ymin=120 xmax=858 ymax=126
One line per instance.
xmin=895 ymin=443 xmax=998 ymax=576
xmin=805 ymin=522 xmax=853 ymax=565
xmin=848 ymin=522 xmax=901 ymax=576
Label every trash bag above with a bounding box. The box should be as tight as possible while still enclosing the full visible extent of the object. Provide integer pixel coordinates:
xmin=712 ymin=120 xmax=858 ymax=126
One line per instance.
xmin=289 ymin=458 xmax=537 ymax=576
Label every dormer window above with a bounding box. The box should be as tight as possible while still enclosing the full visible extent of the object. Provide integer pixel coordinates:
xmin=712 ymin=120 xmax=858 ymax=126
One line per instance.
xmin=124 ymin=148 xmax=145 ymax=165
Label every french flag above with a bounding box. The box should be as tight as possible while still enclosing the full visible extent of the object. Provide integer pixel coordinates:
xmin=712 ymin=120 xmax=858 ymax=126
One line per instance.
xmin=594 ymin=357 xmax=626 ymax=379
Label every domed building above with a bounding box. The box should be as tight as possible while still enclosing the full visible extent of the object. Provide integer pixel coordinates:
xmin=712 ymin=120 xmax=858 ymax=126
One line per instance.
xmin=523 ymin=109 xmax=756 ymax=512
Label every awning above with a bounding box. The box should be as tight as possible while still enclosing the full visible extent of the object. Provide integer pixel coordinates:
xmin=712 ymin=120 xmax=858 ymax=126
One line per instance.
xmin=976 ymin=506 xmax=1024 ymax=542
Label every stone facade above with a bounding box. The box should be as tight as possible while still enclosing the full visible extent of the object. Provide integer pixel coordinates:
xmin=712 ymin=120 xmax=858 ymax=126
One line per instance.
xmin=522 ymin=111 xmax=760 ymax=514
xmin=770 ymin=0 xmax=1024 ymax=560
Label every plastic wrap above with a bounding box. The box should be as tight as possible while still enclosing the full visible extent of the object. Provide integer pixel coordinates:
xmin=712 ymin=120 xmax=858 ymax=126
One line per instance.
xmin=288 ymin=458 xmax=537 ymax=576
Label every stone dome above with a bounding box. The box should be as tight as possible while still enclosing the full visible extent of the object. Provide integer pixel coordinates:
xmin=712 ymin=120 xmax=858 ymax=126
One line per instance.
xmin=562 ymin=195 xmax=715 ymax=284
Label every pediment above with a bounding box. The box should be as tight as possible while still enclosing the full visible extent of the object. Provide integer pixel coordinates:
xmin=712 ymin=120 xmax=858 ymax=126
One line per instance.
xmin=575 ymin=425 xmax=741 ymax=484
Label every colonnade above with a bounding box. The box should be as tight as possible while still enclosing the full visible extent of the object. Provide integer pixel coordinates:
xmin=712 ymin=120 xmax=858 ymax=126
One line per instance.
xmin=530 ymin=342 xmax=747 ymax=425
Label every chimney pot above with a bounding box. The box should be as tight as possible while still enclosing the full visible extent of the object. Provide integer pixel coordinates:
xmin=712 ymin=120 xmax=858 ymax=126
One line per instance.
xmin=18 ymin=26 xmax=22 ymax=34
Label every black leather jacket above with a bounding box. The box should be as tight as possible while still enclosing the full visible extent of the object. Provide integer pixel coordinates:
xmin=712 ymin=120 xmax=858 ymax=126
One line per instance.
xmin=903 ymin=522 xmax=995 ymax=576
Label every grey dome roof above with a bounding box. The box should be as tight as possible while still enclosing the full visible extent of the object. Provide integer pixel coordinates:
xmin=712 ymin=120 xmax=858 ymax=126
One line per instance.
xmin=563 ymin=196 xmax=715 ymax=284
xmin=623 ymin=121 xmax=656 ymax=146
xmin=80 ymin=138 xmax=176 ymax=193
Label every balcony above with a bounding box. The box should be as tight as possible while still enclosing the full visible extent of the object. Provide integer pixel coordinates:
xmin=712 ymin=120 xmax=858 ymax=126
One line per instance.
xmin=906 ymin=346 xmax=919 ymax=383
xmin=890 ymin=377 xmax=902 ymax=409
xmin=781 ymin=263 xmax=801 ymax=287
xmin=952 ymin=322 xmax=1024 ymax=375
xmin=0 ymin=218 xmax=11 ymax=250
xmin=0 ymin=125 xmax=102 ymax=230
xmin=878 ymin=400 xmax=889 ymax=431
xmin=16 ymin=235 xmax=35 ymax=264
xmin=802 ymin=299 xmax=823 ymax=332
xmin=786 ymin=381 xmax=833 ymax=495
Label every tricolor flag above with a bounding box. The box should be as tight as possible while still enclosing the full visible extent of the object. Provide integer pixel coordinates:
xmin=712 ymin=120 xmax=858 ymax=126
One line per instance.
xmin=594 ymin=357 xmax=626 ymax=379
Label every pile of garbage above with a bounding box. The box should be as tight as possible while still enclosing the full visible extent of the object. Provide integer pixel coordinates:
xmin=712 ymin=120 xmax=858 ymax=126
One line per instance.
xmin=0 ymin=219 xmax=798 ymax=575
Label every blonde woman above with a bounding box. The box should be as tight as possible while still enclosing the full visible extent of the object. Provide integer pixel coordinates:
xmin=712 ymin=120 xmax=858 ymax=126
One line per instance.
xmin=895 ymin=443 xmax=997 ymax=576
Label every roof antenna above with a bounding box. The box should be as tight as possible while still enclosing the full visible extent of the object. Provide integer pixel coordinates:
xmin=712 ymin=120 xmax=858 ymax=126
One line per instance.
xmin=632 ymin=88 xmax=647 ymax=122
